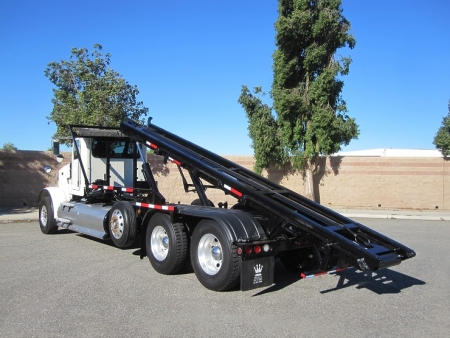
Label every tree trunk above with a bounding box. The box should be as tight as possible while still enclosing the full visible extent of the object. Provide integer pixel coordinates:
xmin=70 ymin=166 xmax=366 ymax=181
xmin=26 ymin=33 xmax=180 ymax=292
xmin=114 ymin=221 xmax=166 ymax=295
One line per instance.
xmin=305 ymin=163 xmax=315 ymax=201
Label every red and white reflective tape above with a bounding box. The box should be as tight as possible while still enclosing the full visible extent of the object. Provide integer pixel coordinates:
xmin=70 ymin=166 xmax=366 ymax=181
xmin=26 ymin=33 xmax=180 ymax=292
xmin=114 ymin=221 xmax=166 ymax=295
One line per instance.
xmin=223 ymin=184 xmax=243 ymax=197
xmin=89 ymin=185 xmax=148 ymax=193
xmin=146 ymin=141 xmax=158 ymax=150
xmin=167 ymin=156 xmax=181 ymax=166
xmin=135 ymin=202 xmax=175 ymax=211
xmin=300 ymin=267 xmax=350 ymax=279
xmin=89 ymin=184 xmax=115 ymax=191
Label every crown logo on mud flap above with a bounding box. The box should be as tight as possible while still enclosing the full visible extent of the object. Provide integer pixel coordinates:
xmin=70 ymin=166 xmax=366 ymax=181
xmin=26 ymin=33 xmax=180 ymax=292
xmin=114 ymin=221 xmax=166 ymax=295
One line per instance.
xmin=254 ymin=264 xmax=263 ymax=274
xmin=253 ymin=264 xmax=263 ymax=284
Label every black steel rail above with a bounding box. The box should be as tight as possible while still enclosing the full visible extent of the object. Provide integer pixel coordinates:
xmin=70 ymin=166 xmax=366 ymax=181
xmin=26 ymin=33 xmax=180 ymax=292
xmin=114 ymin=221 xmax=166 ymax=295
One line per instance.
xmin=120 ymin=120 xmax=416 ymax=271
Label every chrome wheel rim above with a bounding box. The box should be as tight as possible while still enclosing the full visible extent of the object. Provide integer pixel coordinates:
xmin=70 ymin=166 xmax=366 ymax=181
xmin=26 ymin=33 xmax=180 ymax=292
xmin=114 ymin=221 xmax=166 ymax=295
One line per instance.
xmin=40 ymin=205 xmax=48 ymax=227
xmin=151 ymin=226 xmax=169 ymax=261
xmin=198 ymin=234 xmax=222 ymax=275
xmin=110 ymin=209 xmax=124 ymax=239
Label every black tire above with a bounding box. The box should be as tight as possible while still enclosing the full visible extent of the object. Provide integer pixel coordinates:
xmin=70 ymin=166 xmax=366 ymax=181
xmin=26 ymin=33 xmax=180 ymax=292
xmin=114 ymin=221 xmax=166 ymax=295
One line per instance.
xmin=108 ymin=201 xmax=137 ymax=248
xmin=38 ymin=196 xmax=58 ymax=234
xmin=191 ymin=199 xmax=215 ymax=207
xmin=191 ymin=219 xmax=240 ymax=291
xmin=146 ymin=213 xmax=189 ymax=274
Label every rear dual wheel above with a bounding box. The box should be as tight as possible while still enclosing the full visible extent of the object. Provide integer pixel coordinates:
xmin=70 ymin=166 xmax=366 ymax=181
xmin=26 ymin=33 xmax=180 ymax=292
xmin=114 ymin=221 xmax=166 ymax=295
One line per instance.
xmin=190 ymin=220 xmax=240 ymax=291
xmin=146 ymin=213 xmax=189 ymax=275
xmin=146 ymin=216 xmax=241 ymax=290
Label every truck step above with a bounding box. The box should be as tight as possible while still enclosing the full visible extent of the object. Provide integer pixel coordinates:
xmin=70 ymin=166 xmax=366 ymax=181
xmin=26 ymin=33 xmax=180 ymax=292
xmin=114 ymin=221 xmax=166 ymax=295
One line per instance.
xmin=55 ymin=217 xmax=72 ymax=228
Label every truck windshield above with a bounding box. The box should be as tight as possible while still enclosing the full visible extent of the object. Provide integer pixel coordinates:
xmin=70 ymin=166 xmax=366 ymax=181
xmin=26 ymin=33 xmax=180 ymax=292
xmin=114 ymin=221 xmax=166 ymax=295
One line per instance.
xmin=91 ymin=139 xmax=136 ymax=159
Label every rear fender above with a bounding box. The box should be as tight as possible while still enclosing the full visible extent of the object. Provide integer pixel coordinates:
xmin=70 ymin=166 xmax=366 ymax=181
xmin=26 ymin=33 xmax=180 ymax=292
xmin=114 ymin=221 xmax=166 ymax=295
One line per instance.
xmin=176 ymin=206 xmax=267 ymax=243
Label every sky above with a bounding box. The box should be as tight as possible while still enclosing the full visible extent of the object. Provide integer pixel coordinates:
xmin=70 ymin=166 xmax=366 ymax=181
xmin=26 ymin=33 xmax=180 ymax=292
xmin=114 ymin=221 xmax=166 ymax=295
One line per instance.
xmin=1 ymin=0 xmax=449 ymax=155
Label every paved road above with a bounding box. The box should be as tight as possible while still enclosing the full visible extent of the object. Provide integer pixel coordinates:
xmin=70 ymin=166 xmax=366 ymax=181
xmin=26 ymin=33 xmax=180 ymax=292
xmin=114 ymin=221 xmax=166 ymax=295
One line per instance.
xmin=1 ymin=219 xmax=449 ymax=337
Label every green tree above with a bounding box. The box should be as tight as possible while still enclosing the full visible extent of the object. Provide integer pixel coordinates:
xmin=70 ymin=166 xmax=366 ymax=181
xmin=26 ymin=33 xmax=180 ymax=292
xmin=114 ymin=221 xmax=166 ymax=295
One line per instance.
xmin=238 ymin=86 xmax=286 ymax=173
xmin=239 ymin=0 xmax=359 ymax=201
xmin=2 ymin=142 xmax=18 ymax=151
xmin=45 ymin=44 xmax=148 ymax=143
xmin=433 ymin=100 xmax=450 ymax=157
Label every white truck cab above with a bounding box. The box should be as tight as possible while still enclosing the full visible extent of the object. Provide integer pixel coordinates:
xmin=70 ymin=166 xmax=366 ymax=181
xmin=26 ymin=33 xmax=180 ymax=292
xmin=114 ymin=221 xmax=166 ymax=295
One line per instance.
xmin=39 ymin=126 xmax=147 ymax=240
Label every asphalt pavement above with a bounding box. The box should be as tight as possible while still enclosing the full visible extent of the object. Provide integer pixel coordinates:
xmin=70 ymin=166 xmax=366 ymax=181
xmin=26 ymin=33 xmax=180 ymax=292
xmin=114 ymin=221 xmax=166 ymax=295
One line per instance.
xmin=1 ymin=218 xmax=449 ymax=337
xmin=2 ymin=205 xmax=450 ymax=222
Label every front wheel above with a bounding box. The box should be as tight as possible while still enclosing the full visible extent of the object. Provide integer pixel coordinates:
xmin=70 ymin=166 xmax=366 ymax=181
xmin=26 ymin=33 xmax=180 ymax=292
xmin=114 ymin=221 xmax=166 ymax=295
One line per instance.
xmin=191 ymin=219 xmax=240 ymax=291
xmin=146 ymin=213 xmax=188 ymax=274
xmin=39 ymin=196 xmax=58 ymax=234
xmin=108 ymin=201 xmax=136 ymax=248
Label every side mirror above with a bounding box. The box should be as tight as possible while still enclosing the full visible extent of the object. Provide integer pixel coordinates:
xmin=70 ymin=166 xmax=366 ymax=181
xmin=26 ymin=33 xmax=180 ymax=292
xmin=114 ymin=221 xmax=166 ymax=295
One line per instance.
xmin=52 ymin=139 xmax=64 ymax=162
xmin=52 ymin=139 xmax=59 ymax=156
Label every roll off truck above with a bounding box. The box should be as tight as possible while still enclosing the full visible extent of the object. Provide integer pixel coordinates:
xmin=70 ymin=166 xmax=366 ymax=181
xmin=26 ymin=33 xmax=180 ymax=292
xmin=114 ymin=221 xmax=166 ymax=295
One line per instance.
xmin=38 ymin=119 xmax=416 ymax=291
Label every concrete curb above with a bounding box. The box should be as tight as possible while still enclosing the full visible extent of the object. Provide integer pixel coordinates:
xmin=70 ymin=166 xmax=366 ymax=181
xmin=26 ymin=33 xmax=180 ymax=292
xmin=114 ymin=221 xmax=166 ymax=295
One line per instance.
xmin=0 ymin=209 xmax=39 ymax=223
xmin=339 ymin=212 xmax=450 ymax=221
xmin=333 ymin=208 xmax=450 ymax=221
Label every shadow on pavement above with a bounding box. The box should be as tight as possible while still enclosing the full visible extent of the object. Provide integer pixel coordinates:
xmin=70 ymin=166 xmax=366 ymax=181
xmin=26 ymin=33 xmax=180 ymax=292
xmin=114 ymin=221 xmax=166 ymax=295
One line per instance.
xmin=76 ymin=233 xmax=141 ymax=250
xmin=320 ymin=268 xmax=426 ymax=295
xmin=40 ymin=229 xmax=428 ymax=295
xmin=251 ymin=260 xmax=304 ymax=296
xmin=252 ymin=261 xmax=425 ymax=296
xmin=0 ymin=208 xmax=37 ymax=215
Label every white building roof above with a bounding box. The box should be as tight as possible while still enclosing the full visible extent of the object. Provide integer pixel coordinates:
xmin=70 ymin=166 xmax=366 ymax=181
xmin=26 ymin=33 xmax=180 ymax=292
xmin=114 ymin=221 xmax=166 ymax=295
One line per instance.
xmin=333 ymin=148 xmax=442 ymax=158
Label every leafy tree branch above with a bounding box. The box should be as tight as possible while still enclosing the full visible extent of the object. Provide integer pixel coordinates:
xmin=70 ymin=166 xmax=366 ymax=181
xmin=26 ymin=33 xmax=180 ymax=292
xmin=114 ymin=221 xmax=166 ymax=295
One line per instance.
xmin=45 ymin=44 xmax=148 ymax=143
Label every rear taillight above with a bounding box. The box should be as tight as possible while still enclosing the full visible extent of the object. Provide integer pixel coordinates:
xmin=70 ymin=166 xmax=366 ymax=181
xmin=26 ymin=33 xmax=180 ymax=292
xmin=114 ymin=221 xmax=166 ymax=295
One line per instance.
xmin=241 ymin=243 xmax=271 ymax=256
xmin=245 ymin=246 xmax=253 ymax=255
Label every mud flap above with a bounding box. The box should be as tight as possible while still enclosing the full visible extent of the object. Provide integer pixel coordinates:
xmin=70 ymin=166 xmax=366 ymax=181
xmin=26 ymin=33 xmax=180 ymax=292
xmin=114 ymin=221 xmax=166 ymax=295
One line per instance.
xmin=241 ymin=256 xmax=274 ymax=291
